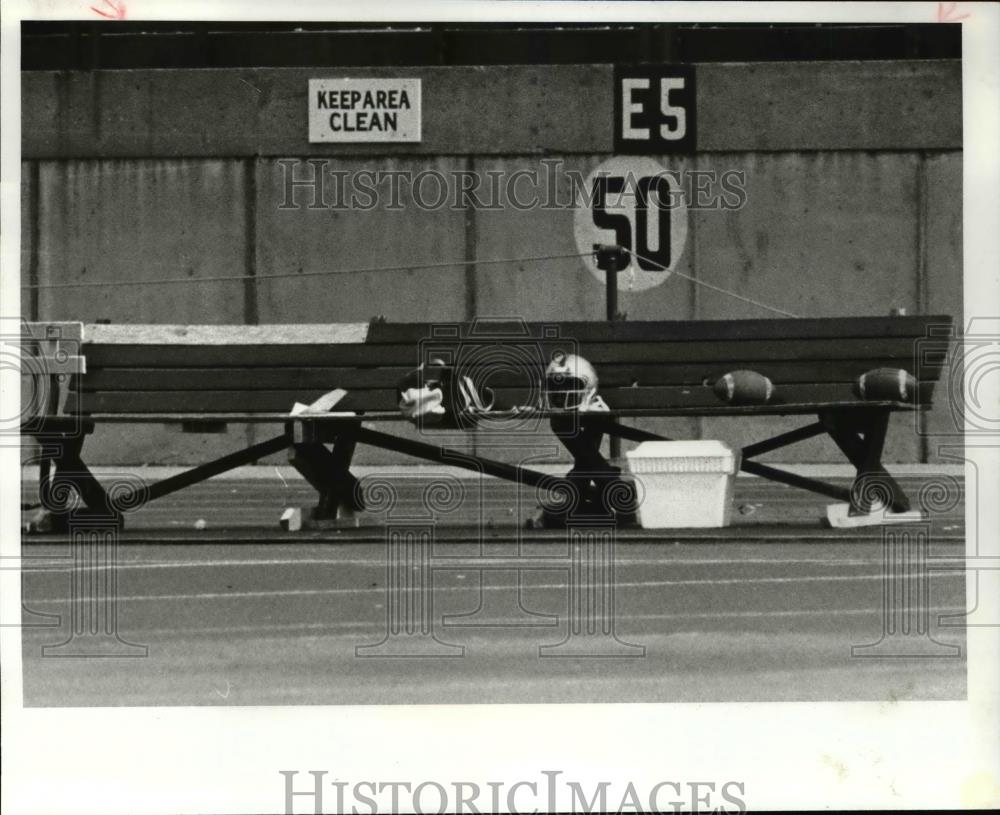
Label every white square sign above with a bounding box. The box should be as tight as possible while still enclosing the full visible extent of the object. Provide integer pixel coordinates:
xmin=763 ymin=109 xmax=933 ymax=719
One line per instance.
xmin=308 ymin=78 xmax=422 ymax=143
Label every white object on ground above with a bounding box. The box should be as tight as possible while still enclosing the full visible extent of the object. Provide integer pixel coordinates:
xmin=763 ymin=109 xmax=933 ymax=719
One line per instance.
xmin=279 ymin=507 xmax=302 ymax=532
xmin=825 ymin=503 xmax=925 ymax=528
xmin=625 ymin=440 xmax=740 ymax=529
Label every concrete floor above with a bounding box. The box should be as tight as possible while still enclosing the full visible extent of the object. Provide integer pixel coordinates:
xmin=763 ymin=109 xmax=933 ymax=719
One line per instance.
xmin=19 ymin=472 xmax=967 ymax=706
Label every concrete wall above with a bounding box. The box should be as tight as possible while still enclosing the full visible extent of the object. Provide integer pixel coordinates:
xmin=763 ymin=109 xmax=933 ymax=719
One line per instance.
xmin=20 ymin=61 xmax=962 ymax=465
xmin=22 ymin=62 xmax=960 ymax=157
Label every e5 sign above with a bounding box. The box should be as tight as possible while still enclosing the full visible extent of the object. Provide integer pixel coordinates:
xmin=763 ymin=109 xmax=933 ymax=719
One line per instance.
xmin=614 ymin=66 xmax=696 ymax=153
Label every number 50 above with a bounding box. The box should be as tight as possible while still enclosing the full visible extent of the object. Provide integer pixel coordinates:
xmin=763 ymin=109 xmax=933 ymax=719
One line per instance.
xmin=592 ymin=175 xmax=673 ymax=271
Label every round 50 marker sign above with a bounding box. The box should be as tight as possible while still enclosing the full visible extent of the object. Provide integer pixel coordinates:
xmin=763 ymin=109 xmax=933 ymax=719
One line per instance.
xmin=573 ymin=157 xmax=689 ymax=292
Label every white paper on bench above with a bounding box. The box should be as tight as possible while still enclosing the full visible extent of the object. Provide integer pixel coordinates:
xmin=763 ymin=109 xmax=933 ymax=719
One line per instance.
xmin=289 ymin=388 xmax=356 ymax=418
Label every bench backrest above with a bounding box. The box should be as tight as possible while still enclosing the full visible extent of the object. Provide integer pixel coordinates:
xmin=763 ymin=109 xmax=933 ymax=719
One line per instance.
xmin=19 ymin=321 xmax=86 ymax=423
xmin=25 ymin=315 xmax=954 ymax=419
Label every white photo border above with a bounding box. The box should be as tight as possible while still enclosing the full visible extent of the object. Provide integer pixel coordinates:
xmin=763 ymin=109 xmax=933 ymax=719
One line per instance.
xmin=2 ymin=2 xmax=998 ymax=813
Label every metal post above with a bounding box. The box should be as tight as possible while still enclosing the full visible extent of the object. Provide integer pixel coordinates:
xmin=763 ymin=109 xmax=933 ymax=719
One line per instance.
xmin=594 ymin=244 xmax=629 ymax=462
xmin=605 ymin=262 xmax=618 ymax=324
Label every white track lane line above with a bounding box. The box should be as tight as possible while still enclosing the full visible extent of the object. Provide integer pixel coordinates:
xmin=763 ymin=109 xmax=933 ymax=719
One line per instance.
xmin=23 ymin=571 xmax=965 ymax=604
xmin=17 ymin=555 xmax=970 ymax=571
xmin=22 ymin=606 xmax=966 ymax=639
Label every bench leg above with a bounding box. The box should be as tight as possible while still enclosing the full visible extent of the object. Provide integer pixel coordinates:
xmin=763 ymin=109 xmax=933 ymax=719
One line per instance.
xmin=55 ymin=433 xmax=116 ymax=515
xmin=27 ymin=432 xmax=120 ymax=533
xmin=538 ymin=417 xmax=638 ymax=529
xmin=820 ymin=410 xmax=911 ymax=514
xmin=288 ymin=426 xmax=365 ymax=526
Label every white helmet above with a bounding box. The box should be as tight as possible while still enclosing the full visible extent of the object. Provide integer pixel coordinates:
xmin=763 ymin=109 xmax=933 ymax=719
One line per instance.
xmin=544 ymin=351 xmax=599 ymax=412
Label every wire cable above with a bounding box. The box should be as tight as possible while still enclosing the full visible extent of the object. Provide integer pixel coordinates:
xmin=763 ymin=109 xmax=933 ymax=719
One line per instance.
xmin=623 ymin=247 xmax=800 ymax=318
xmin=21 ymin=242 xmax=801 ymax=318
xmin=20 ymin=251 xmax=594 ymax=291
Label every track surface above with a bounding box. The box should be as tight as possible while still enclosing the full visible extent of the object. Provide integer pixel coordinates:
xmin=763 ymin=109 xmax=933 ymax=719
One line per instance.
xmin=20 ymin=475 xmax=967 ymax=706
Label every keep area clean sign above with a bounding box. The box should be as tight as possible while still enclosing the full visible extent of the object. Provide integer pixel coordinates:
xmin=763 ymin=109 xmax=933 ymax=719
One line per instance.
xmin=309 ymin=78 xmax=422 ymax=143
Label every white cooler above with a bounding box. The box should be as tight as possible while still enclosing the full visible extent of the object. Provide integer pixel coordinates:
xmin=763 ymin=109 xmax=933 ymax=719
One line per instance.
xmin=625 ymin=440 xmax=740 ymax=529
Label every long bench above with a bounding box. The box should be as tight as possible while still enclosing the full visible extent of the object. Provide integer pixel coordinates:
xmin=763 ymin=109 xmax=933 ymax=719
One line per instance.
xmin=19 ymin=314 xmax=954 ymax=531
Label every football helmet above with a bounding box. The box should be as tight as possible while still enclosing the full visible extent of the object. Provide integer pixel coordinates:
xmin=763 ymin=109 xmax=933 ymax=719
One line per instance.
xmin=544 ymin=351 xmax=600 ymax=411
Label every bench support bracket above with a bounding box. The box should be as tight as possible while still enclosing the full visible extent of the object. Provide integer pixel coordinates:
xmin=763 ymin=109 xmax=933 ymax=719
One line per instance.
xmin=305 ymin=425 xmax=637 ymax=528
xmin=25 ymin=432 xmax=292 ymax=533
xmin=819 ymin=409 xmax=911 ymax=514
xmin=539 ymin=417 xmax=638 ymax=528
xmin=26 ymin=432 xmax=120 ymax=533
xmin=287 ymin=423 xmax=365 ymax=526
